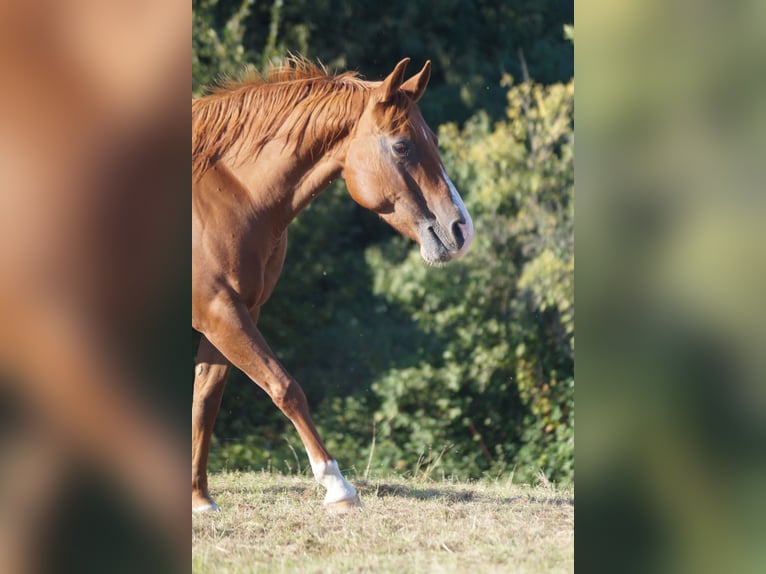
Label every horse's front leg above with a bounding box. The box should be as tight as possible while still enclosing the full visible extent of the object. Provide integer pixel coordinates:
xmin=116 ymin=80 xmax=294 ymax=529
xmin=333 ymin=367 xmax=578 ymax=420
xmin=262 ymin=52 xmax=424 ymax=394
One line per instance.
xmin=200 ymin=291 xmax=361 ymax=512
xmin=192 ymin=335 xmax=231 ymax=512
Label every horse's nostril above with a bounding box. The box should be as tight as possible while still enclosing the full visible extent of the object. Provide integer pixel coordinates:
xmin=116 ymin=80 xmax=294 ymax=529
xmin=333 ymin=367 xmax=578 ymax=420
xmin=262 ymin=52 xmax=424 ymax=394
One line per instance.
xmin=451 ymin=220 xmax=465 ymax=250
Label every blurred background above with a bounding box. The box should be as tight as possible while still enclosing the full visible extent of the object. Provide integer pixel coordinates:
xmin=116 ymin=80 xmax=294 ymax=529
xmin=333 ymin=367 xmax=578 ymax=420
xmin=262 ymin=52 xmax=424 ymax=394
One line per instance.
xmin=576 ymin=1 xmax=766 ymax=572
xmin=192 ymin=0 xmax=575 ymax=486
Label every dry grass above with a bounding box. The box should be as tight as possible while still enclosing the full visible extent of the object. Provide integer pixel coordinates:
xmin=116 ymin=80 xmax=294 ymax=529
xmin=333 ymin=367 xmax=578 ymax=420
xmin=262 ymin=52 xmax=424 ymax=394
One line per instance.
xmin=192 ymin=471 xmax=574 ymax=573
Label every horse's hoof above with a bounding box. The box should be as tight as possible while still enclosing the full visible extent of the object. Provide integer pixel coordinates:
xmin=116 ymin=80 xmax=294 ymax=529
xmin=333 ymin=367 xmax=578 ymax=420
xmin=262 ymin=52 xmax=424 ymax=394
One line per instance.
xmin=324 ymin=494 xmax=362 ymax=514
xmin=192 ymin=501 xmax=221 ymax=513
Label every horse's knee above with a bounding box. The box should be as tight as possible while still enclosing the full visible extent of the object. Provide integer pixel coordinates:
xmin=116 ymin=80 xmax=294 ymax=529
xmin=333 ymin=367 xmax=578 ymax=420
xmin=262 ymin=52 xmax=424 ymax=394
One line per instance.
xmin=193 ymin=365 xmax=228 ymax=421
xmin=270 ymin=379 xmax=306 ymax=415
xmin=270 ymin=383 xmax=290 ymax=410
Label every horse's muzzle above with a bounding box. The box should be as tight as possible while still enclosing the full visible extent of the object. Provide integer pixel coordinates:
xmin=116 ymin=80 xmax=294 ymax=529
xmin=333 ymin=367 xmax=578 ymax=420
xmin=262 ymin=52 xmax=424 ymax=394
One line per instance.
xmin=419 ymin=211 xmax=473 ymax=264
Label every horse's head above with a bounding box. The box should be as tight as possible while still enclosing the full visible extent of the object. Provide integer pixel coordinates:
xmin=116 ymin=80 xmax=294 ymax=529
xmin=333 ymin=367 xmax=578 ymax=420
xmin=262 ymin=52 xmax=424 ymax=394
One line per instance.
xmin=343 ymin=58 xmax=473 ymax=264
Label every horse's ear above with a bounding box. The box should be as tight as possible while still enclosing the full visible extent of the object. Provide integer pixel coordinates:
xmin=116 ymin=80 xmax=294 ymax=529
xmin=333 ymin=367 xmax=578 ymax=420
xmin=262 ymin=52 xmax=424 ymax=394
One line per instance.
xmin=380 ymin=58 xmax=411 ymax=102
xmin=401 ymin=60 xmax=431 ymax=103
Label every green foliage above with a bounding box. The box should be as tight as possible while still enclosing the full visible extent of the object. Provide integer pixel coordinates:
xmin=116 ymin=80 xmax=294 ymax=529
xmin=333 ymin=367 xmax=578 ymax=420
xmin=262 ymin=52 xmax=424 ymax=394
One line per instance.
xmin=193 ymin=0 xmax=254 ymax=95
xmin=340 ymin=78 xmax=574 ymax=483
xmin=193 ymin=0 xmax=573 ymax=125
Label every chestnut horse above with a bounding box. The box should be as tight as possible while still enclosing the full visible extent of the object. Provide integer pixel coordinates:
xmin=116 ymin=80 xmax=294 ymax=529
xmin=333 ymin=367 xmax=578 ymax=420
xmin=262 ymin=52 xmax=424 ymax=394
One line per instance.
xmin=192 ymin=57 xmax=473 ymax=513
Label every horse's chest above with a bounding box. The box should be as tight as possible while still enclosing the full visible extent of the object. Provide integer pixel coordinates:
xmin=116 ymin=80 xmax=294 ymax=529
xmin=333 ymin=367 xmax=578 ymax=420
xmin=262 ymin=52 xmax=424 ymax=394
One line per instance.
xmin=233 ymin=230 xmax=287 ymax=309
xmin=193 ymin=169 xmax=288 ymax=311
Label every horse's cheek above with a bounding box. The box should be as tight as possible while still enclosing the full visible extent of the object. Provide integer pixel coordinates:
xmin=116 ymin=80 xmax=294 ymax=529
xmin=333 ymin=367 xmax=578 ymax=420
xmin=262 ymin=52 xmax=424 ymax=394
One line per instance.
xmin=347 ymin=182 xmax=375 ymax=210
xmin=343 ymin=166 xmax=373 ymax=210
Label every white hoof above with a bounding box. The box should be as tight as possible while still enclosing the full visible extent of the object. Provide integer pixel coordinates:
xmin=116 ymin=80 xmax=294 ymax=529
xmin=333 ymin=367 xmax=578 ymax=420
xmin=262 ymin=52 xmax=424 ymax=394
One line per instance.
xmin=192 ymin=501 xmax=221 ymax=513
xmin=325 ymin=494 xmax=362 ymax=514
xmin=309 ymin=458 xmax=359 ymax=508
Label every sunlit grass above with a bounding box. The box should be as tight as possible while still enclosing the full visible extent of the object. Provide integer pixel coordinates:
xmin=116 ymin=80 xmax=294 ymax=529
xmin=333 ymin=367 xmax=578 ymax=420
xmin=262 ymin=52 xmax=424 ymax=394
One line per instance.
xmin=193 ymin=471 xmax=574 ymax=573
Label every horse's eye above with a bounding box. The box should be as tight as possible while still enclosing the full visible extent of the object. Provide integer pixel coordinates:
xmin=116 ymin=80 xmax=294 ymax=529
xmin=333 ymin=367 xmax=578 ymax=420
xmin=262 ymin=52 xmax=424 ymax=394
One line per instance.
xmin=392 ymin=140 xmax=410 ymax=157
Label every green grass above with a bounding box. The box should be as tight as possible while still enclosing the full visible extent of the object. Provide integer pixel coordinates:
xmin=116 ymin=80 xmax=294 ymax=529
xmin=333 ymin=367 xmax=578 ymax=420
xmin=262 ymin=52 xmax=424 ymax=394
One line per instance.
xmin=192 ymin=471 xmax=574 ymax=573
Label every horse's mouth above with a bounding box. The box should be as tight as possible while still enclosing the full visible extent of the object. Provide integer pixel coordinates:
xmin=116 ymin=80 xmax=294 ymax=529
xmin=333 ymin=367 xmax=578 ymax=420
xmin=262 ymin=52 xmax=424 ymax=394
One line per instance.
xmin=419 ymin=223 xmax=465 ymax=265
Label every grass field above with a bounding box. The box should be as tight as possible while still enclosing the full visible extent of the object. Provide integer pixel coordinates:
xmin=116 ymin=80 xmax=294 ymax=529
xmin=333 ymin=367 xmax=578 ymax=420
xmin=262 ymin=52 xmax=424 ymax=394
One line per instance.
xmin=192 ymin=471 xmax=574 ymax=573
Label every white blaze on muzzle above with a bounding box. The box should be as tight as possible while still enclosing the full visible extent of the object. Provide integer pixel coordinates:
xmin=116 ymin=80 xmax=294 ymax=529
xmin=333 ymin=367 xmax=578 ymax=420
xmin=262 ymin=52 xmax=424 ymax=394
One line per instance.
xmin=441 ymin=167 xmax=474 ymax=258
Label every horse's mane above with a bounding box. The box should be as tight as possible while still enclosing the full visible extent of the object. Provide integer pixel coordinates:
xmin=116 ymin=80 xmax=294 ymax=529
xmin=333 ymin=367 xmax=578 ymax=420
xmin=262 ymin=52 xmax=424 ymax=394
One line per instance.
xmin=192 ymin=57 xmax=377 ymax=181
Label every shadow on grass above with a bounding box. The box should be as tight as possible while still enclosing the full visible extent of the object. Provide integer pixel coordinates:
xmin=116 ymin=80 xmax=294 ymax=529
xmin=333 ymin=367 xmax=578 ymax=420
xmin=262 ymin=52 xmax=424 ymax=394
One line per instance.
xmin=357 ymin=481 xmax=574 ymax=507
xmin=365 ymin=482 xmax=476 ymax=503
xmin=252 ymin=479 xmax=574 ymax=508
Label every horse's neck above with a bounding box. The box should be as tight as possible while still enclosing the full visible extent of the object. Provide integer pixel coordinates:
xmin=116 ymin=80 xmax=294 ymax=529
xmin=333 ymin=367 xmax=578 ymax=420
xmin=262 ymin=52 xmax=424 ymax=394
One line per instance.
xmin=229 ymin=88 xmax=365 ymax=229
xmin=228 ymin=137 xmax=346 ymax=231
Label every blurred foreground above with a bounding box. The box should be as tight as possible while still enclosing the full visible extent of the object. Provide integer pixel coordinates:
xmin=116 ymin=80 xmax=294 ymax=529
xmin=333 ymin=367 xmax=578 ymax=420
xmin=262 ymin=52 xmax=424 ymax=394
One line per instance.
xmin=0 ymin=1 xmax=189 ymax=573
